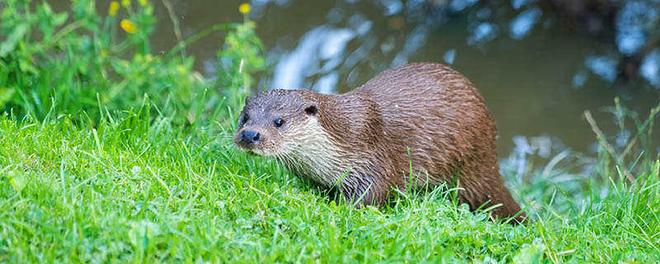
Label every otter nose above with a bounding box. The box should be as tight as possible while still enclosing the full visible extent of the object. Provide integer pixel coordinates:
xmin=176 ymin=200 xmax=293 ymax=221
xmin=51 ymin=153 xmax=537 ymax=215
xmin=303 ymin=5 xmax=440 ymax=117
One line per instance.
xmin=240 ymin=130 xmax=261 ymax=144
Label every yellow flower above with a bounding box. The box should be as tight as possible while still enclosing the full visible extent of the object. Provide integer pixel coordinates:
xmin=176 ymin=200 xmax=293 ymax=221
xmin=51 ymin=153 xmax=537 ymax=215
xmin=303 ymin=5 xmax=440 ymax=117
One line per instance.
xmin=238 ymin=3 xmax=251 ymax=14
xmin=139 ymin=0 xmax=148 ymax=7
xmin=121 ymin=0 xmax=131 ymax=7
xmin=120 ymin=19 xmax=137 ymax=34
xmin=108 ymin=1 xmax=120 ymax=17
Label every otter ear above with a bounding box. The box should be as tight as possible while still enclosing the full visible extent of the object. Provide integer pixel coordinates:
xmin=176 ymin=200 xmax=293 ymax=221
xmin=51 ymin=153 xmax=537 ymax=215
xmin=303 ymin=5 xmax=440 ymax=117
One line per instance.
xmin=304 ymin=104 xmax=318 ymax=116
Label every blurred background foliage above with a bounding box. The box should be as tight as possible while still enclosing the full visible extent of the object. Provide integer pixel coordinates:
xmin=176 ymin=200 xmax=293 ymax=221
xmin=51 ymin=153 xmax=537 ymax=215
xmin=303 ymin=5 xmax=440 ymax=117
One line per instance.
xmin=0 ymin=0 xmax=264 ymax=126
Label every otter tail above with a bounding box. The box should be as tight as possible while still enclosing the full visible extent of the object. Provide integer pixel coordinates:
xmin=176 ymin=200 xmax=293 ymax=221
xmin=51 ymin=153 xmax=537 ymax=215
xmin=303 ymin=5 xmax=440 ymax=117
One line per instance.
xmin=459 ymin=168 xmax=527 ymax=224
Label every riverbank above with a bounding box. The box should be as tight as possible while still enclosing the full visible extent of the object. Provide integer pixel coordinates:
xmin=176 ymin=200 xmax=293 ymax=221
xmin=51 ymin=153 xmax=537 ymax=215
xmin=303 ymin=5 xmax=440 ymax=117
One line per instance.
xmin=0 ymin=103 xmax=657 ymax=262
xmin=0 ymin=1 xmax=658 ymax=262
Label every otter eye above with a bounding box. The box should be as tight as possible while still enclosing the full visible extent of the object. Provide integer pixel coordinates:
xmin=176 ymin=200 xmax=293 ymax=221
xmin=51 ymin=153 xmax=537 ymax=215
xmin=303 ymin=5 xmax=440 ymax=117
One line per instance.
xmin=240 ymin=113 xmax=249 ymax=125
xmin=273 ymin=117 xmax=285 ymax=128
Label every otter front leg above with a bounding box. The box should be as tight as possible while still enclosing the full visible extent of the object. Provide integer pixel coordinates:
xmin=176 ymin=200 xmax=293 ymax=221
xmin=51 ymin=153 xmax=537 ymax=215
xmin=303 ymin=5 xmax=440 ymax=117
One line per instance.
xmin=336 ymin=173 xmax=390 ymax=207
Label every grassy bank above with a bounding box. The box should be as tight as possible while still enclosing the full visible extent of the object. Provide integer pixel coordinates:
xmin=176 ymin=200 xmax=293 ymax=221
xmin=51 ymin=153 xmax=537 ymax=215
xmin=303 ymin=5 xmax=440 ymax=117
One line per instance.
xmin=0 ymin=111 xmax=658 ymax=262
xmin=0 ymin=1 xmax=658 ymax=263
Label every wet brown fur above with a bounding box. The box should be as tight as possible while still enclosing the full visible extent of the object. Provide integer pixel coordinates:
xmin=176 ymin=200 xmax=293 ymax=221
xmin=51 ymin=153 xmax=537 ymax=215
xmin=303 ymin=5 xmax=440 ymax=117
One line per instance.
xmin=235 ymin=63 xmax=525 ymax=222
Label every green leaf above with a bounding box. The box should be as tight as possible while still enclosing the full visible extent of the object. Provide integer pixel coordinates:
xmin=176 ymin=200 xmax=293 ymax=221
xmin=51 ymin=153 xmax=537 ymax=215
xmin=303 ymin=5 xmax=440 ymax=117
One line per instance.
xmin=513 ymin=242 xmax=545 ymax=264
xmin=8 ymin=172 xmax=27 ymax=194
xmin=0 ymin=23 xmax=29 ymax=57
xmin=0 ymin=87 xmax=16 ymax=108
xmin=53 ymin=13 xmax=69 ymax=26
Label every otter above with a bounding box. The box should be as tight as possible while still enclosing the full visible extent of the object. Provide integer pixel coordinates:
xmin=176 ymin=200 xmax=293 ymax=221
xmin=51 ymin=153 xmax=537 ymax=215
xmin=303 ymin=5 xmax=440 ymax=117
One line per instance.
xmin=234 ymin=63 xmax=525 ymax=222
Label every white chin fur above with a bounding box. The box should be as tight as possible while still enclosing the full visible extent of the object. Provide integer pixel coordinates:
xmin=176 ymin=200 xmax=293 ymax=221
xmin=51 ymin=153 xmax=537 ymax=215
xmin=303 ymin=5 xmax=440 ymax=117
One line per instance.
xmin=276 ymin=118 xmax=345 ymax=186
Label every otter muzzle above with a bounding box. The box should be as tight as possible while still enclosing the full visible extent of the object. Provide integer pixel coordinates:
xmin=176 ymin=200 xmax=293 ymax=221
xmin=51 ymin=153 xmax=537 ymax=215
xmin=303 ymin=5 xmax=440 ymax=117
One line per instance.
xmin=238 ymin=129 xmax=261 ymax=146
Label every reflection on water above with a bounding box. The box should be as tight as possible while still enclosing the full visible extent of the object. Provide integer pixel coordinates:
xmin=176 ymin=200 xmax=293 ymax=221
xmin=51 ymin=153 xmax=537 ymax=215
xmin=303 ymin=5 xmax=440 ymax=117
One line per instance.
xmin=585 ymin=55 xmax=618 ymax=82
xmin=641 ymin=49 xmax=660 ymax=87
xmin=508 ymin=7 xmax=541 ymax=39
xmin=467 ymin=22 xmax=497 ymax=45
xmin=272 ymin=26 xmax=363 ymax=93
xmin=51 ymin=0 xmax=658 ymax=154
xmin=615 ymin=0 xmax=656 ymax=56
xmin=256 ymin=0 xmax=659 ymax=90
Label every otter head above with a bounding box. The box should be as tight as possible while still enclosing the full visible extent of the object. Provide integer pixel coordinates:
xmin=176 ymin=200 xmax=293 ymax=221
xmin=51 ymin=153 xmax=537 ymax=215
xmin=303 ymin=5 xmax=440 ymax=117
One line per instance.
xmin=234 ymin=89 xmax=320 ymax=157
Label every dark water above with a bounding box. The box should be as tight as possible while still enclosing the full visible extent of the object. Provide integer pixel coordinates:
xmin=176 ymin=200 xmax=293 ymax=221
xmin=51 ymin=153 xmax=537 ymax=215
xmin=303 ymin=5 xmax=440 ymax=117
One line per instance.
xmin=58 ymin=0 xmax=660 ymax=155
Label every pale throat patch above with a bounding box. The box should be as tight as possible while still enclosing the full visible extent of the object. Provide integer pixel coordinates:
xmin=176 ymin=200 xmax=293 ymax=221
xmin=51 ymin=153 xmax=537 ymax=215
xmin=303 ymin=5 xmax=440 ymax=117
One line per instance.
xmin=276 ymin=117 xmax=347 ymax=187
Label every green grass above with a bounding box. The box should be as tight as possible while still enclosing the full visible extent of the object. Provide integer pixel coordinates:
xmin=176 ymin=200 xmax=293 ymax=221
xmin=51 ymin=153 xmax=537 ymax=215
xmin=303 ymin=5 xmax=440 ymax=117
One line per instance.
xmin=0 ymin=108 xmax=658 ymax=263
xmin=1 ymin=0 xmax=659 ymax=262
